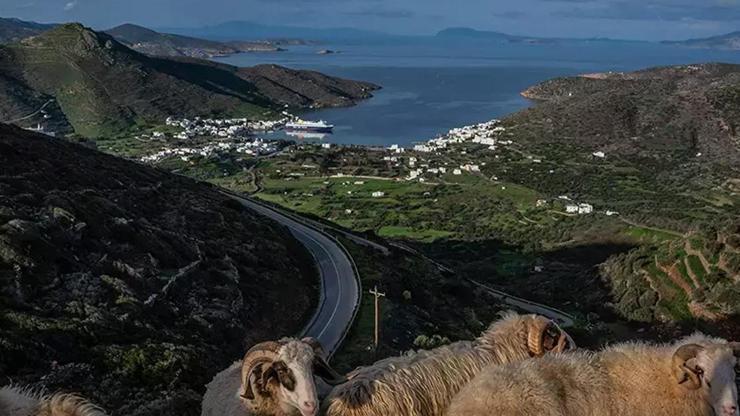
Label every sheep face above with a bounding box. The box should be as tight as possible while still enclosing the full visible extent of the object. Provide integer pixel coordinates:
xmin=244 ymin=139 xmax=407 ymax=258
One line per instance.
xmin=673 ymin=343 xmax=738 ymax=416
xmin=242 ymin=338 xmax=347 ymax=416
xmin=270 ymin=342 xmax=321 ymax=416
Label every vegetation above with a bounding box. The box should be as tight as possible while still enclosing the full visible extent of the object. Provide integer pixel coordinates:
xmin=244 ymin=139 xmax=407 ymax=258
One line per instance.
xmin=0 ymin=124 xmax=319 ymax=415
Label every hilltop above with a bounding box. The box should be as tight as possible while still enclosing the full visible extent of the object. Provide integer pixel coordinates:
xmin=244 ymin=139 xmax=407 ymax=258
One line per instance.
xmin=0 ymin=17 xmax=55 ymax=44
xmin=0 ymin=23 xmax=378 ymax=137
xmin=0 ymin=123 xmax=319 ymax=415
xmin=664 ymin=31 xmax=740 ymax=50
xmin=105 ymin=23 xmax=282 ymax=58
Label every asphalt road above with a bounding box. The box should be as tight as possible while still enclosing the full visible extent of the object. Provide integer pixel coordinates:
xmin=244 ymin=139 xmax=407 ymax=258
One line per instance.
xmin=231 ymin=195 xmax=360 ymax=358
xmin=469 ymin=279 xmax=575 ymax=328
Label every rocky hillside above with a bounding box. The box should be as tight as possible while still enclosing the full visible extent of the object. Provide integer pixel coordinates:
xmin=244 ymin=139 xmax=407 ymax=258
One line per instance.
xmin=0 ymin=23 xmax=378 ymax=138
xmin=238 ymin=64 xmax=379 ymax=108
xmin=517 ymin=63 xmax=740 ymax=163
xmin=105 ymin=24 xmax=281 ymax=58
xmin=0 ymin=123 xmax=319 ymax=415
xmin=0 ymin=17 xmax=55 ymax=44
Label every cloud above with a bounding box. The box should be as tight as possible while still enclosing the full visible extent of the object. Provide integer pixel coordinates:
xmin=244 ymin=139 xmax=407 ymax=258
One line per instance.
xmin=63 ymin=0 xmax=77 ymax=11
xmin=345 ymin=8 xmax=415 ymax=19
xmin=553 ymin=0 xmax=740 ymax=21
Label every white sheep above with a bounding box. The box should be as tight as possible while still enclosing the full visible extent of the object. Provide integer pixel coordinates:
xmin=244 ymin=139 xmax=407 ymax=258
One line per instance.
xmin=0 ymin=385 xmax=107 ymax=416
xmin=446 ymin=334 xmax=740 ymax=416
xmin=201 ymin=337 xmax=346 ymax=416
xmin=323 ymin=312 xmax=575 ymax=416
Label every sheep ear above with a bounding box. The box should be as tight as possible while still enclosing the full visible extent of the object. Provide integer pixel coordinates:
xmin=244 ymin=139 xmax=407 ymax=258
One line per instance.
xmin=242 ymin=364 xmax=262 ymax=400
xmin=729 ymin=342 xmax=740 ymax=357
xmin=313 ymin=356 xmax=348 ymax=385
xmin=672 ymin=344 xmax=703 ymax=390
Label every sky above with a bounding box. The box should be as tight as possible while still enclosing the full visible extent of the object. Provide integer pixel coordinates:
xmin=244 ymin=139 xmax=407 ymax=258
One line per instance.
xmin=1 ymin=0 xmax=740 ymax=41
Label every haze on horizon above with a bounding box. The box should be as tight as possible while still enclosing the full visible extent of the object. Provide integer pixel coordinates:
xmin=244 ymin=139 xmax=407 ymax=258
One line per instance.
xmin=1 ymin=0 xmax=740 ymax=41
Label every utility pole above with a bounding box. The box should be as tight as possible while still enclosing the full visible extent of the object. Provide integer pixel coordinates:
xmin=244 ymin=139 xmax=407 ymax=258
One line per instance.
xmin=369 ymin=285 xmax=386 ymax=349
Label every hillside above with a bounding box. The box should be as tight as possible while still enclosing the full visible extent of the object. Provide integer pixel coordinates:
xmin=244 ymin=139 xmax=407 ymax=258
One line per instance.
xmin=0 ymin=17 xmax=55 ymax=44
xmin=105 ymin=23 xmax=281 ymax=58
xmin=664 ymin=31 xmax=740 ymax=50
xmin=603 ymin=222 xmax=740 ymax=323
xmin=517 ymin=63 xmax=740 ymax=163
xmin=0 ymin=123 xmax=319 ymax=415
xmin=0 ymin=23 xmax=378 ymax=137
xmin=497 ymin=63 xmax=740 ymax=326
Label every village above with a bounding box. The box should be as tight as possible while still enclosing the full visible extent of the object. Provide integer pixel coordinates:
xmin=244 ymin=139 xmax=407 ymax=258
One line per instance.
xmin=137 ymin=115 xmax=617 ymax=219
xmin=137 ymin=116 xmax=290 ymax=163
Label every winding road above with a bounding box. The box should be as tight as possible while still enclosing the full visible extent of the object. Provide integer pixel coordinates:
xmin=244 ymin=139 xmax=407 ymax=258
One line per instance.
xmin=229 ymin=192 xmax=575 ymax=359
xmin=230 ymin=194 xmax=360 ymax=358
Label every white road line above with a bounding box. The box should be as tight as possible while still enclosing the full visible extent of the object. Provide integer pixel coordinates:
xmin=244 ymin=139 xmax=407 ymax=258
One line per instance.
xmin=292 ymin=226 xmax=343 ymax=340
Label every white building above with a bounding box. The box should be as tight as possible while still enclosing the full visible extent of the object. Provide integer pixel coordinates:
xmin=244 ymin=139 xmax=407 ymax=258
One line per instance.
xmin=372 ymin=191 xmax=386 ymax=198
xmin=592 ymin=151 xmax=606 ymax=158
xmin=578 ymin=203 xmax=594 ymax=214
xmin=566 ymin=205 xmax=580 ymax=214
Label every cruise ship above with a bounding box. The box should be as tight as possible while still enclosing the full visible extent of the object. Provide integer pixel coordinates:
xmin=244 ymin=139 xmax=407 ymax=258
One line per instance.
xmin=285 ymin=119 xmax=334 ymax=133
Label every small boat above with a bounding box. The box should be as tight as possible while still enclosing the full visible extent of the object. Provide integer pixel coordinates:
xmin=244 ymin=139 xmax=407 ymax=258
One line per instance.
xmin=285 ymin=119 xmax=334 ymax=133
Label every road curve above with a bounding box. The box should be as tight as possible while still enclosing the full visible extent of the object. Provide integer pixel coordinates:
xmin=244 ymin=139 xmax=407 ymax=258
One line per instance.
xmin=230 ymin=194 xmax=360 ymax=358
xmin=469 ymin=279 xmax=575 ymax=328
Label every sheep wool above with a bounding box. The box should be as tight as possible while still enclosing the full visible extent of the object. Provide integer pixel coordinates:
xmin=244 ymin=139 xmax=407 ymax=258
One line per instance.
xmin=323 ymin=313 xmax=574 ymax=416
xmin=0 ymin=386 xmax=107 ymax=416
xmin=446 ymin=334 xmax=739 ymax=416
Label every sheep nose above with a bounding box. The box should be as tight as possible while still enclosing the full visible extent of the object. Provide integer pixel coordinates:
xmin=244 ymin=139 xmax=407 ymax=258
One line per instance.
xmin=303 ymin=401 xmax=317 ymax=412
xmin=721 ymin=404 xmax=737 ymax=416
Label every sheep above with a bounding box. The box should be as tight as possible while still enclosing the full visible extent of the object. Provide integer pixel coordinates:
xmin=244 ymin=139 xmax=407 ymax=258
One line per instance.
xmin=323 ymin=312 xmax=575 ymax=416
xmin=445 ymin=334 xmax=740 ymax=416
xmin=201 ymin=337 xmax=347 ymax=416
xmin=0 ymin=385 xmax=107 ymax=416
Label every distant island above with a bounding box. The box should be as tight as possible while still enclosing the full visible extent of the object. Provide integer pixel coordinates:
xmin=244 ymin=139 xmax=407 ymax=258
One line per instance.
xmin=436 ymin=27 xmax=649 ymax=45
xmin=664 ymin=31 xmax=740 ymax=50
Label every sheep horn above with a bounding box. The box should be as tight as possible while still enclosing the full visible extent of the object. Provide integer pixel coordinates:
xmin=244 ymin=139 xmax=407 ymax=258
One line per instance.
xmin=672 ymin=343 xmax=704 ymax=390
xmin=527 ymin=317 xmax=570 ymax=357
xmin=241 ymin=341 xmax=283 ymax=400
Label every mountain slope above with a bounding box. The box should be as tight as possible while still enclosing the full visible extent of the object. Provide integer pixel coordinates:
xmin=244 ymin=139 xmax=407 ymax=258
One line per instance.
xmin=664 ymin=31 xmax=740 ymax=50
xmin=497 ymin=63 xmax=740 ymax=325
xmin=0 ymin=23 xmax=378 ymax=137
xmin=0 ymin=123 xmax=318 ymax=415
xmin=105 ymin=23 xmax=280 ymax=58
xmin=516 ymin=63 xmax=740 ymax=163
xmin=0 ymin=17 xmax=55 ymax=44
